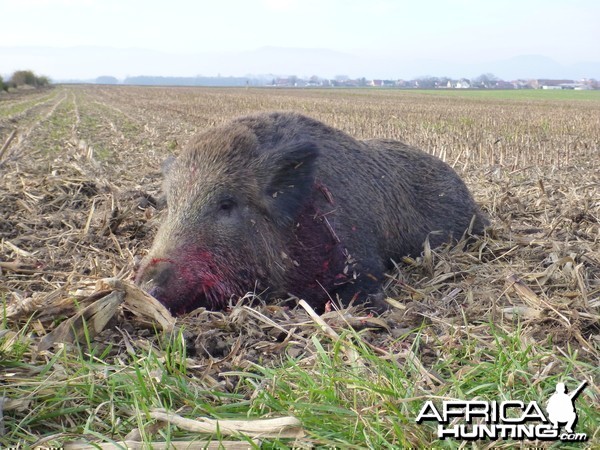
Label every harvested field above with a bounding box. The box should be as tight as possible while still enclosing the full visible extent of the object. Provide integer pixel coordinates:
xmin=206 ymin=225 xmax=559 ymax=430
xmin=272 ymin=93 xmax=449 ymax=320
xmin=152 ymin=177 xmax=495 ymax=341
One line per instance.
xmin=1 ymin=85 xmax=598 ymax=448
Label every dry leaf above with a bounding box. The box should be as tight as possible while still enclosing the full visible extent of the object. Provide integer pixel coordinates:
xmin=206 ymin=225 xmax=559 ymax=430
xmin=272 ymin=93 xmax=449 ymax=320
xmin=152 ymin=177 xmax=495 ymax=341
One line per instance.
xmin=38 ymin=291 xmax=123 ymax=351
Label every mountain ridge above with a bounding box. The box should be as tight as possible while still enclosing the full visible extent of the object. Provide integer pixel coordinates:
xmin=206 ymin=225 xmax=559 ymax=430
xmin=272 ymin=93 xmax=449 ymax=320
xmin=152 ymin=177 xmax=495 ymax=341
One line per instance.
xmin=1 ymin=46 xmax=597 ymax=81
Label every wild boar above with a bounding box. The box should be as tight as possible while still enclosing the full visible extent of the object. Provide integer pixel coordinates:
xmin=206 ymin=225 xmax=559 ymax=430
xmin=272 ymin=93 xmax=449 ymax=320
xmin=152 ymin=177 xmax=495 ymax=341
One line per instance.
xmin=136 ymin=112 xmax=487 ymax=315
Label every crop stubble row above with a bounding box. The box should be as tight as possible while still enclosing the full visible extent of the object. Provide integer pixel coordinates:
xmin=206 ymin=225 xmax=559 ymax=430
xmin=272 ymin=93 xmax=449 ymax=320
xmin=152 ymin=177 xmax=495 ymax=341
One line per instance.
xmin=0 ymin=85 xmax=598 ymax=389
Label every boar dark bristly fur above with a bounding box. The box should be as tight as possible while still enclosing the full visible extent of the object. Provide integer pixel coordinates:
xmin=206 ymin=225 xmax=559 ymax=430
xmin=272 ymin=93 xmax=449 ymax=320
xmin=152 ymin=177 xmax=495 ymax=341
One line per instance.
xmin=136 ymin=112 xmax=488 ymax=315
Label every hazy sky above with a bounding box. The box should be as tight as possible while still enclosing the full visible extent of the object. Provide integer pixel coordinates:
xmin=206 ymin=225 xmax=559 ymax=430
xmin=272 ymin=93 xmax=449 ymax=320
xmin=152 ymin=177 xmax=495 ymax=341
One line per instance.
xmin=2 ymin=0 xmax=599 ymax=79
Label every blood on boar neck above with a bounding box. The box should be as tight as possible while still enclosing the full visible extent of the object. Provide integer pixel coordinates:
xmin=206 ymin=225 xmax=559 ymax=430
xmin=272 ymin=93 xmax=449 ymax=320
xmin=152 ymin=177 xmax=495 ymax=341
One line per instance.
xmin=284 ymin=184 xmax=350 ymax=309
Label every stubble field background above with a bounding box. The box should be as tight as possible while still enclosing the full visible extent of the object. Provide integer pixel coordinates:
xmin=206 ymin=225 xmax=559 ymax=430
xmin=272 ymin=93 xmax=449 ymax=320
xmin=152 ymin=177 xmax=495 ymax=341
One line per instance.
xmin=0 ymin=85 xmax=598 ymax=448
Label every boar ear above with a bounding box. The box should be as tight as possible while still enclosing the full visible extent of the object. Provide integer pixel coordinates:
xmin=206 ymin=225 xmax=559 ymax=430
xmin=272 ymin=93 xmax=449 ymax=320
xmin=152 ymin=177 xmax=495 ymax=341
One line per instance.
xmin=261 ymin=141 xmax=319 ymax=225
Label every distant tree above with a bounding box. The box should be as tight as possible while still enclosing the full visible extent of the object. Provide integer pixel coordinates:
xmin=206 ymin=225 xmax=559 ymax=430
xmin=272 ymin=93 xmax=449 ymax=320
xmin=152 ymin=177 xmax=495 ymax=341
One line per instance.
xmin=416 ymin=76 xmax=438 ymax=89
xmin=0 ymin=75 xmax=4 ymax=91
xmin=11 ymin=70 xmax=37 ymax=86
xmin=36 ymin=75 xmax=50 ymax=87
xmin=10 ymin=70 xmax=50 ymax=88
xmin=96 ymin=76 xmax=119 ymax=85
xmin=309 ymin=75 xmax=320 ymax=85
xmin=288 ymin=75 xmax=298 ymax=86
xmin=438 ymin=76 xmax=451 ymax=87
xmin=334 ymin=75 xmax=349 ymax=82
xmin=473 ymin=73 xmax=499 ymax=88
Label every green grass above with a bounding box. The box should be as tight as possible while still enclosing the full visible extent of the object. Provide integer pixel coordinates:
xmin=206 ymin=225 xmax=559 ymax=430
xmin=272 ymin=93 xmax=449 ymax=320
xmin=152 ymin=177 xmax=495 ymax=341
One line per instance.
xmin=298 ymin=87 xmax=600 ymax=102
xmin=412 ymin=89 xmax=600 ymax=101
xmin=1 ymin=85 xmax=598 ymax=448
xmin=0 ymin=91 xmax=58 ymax=118
xmin=1 ymin=318 xmax=597 ymax=448
xmin=42 ymin=96 xmax=77 ymax=154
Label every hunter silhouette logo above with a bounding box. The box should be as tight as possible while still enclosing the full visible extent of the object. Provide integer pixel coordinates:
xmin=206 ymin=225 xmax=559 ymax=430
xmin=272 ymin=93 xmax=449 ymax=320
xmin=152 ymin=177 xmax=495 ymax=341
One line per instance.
xmin=546 ymin=381 xmax=587 ymax=434
xmin=415 ymin=380 xmax=589 ymax=442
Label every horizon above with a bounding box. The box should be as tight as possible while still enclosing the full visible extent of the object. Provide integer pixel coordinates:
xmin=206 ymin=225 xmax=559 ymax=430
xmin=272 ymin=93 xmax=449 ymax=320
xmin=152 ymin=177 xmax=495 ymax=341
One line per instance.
xmin=1 ymin=0 xmax=599 ymax=80
xmin=48 ymin=68 xmax=596 ymax=85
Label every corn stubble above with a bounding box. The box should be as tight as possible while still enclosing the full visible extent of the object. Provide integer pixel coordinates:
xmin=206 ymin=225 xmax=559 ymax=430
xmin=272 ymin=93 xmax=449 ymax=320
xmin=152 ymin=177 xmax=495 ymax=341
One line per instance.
xmin=0 ymin=86 xmax=598 ymax=448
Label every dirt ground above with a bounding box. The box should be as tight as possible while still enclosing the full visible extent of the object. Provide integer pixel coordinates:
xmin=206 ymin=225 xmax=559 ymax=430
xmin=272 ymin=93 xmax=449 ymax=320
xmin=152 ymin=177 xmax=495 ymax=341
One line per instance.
xmin=1 ymin=85 xmax=598 ymax=379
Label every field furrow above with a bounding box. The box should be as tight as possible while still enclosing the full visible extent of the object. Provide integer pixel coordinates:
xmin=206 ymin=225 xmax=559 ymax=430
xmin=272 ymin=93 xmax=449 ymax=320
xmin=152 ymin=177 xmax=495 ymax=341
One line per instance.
xmin=0 ymin=89 xmax=58 ymax=120
xmin=0 ymin=85 xmax=598 ymax=448
xmin=0 ymin=89 xmax=72 ymax=165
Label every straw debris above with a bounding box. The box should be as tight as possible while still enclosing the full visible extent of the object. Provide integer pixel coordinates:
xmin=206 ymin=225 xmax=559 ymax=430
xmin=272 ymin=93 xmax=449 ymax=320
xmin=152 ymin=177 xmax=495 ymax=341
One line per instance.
xmin=1 ymin=85 xmax=598 ymax=364
xmin=1 ymin=85 xmax=598 ymax=446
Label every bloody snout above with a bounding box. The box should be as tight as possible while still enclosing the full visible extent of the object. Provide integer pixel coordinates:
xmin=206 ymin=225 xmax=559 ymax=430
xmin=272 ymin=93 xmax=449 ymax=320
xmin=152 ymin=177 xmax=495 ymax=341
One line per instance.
xmin=135 ymin=251 xmax=227 ymax=315
xmin=135 ymin=258 xmax=176 ymax=302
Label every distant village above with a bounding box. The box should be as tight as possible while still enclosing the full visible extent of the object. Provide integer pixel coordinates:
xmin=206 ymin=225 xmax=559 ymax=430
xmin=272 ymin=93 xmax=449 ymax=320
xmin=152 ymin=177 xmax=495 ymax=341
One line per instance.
xmin=270 ymin=75 xmax=598 ymax=90
xmin=3 ymin=69 xmax=598 ymax=90
xmin=89 ymin=73 xmax=599 ymax=89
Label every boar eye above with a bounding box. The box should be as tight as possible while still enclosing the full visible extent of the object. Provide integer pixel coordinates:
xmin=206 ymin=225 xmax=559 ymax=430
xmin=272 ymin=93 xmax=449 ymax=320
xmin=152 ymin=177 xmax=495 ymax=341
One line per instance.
xmin=218 ymin=198 xmax=237 ymax=213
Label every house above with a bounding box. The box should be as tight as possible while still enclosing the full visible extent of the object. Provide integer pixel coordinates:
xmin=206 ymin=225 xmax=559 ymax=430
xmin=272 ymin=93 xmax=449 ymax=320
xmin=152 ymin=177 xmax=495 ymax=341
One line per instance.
xmin=273 ymin=78 xmax=293 ymax=87
xmin=456 ymin=79 xmax=471 ymax=89
xmin=493 ymin=80 xmax=516 ymax=89
xmin=537 ymin=79 xmax=575 ymax=89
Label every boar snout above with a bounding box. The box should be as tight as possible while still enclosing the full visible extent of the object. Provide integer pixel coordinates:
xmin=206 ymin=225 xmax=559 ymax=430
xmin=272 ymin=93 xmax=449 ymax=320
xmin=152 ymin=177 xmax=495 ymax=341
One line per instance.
xmin=135 ymin=257 xmax=187 ymax=314
xmin=136 ymin=258 xmax=174 ymax=296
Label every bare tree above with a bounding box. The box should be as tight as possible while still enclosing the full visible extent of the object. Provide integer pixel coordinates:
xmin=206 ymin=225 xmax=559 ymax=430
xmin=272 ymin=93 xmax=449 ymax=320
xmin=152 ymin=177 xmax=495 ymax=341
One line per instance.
xmin=473 ymin=73 xmax=499 ymax=88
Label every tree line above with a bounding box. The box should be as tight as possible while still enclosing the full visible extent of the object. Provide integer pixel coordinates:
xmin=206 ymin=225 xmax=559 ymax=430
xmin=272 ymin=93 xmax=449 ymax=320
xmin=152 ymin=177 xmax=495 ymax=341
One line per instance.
xmin=0 ymin=70 xmax=50 ymax=92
